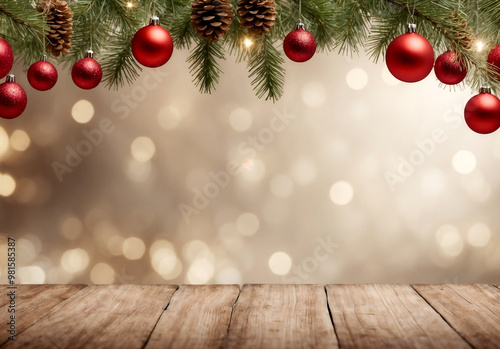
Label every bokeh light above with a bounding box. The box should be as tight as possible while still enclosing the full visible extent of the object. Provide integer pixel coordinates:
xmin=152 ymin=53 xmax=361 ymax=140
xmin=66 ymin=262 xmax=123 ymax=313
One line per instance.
xmin=10 ymin=130 xmax=31 ymax=151
xmin=236 ymin=212 xmax=260 ymax=236
xmin=329 ymin=181 xmax=354 ymax=206
xmin=61 ymin=248 xmax=90 ymax=273
xmin=229 ymin=108 xmax=253 ymax=132
xmin=452 ymin=150 xmax=476 ymax=174
xmin=90 ymin=263 xmax=115 ymax=284
xmin=131 ymin=137 xmax=156 ymax=162
xmin=435 ymin=225 xmax=464 ymax=257
xmin=0 ymin=126 xmax=8 ymax=157
xmin=122 ymin=237 xmax=146 ymax=260
xmin=301 ymin=82 xmax=326 ymax=107
xmin=268 ymin=252 xmax=292 ymax=275
xmin=158 ymin=105 xmax=181 ymax=130
xmin=0 ymin=173 xmax=16 ymax=197
xmin=467 ymin=223 xmax=491 ymax=247
xmin=346 ymin=68 xmax=368 ymax=90
xmin=71 ymin=99 xmax=95 ymax=123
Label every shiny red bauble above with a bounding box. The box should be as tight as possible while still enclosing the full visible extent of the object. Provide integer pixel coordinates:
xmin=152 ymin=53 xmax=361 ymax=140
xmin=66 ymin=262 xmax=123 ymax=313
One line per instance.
xmin=0 ymin=75 xmax=28 ymax=119
xmin=386 ymin=31 xmax=434 ymax=83
xmin=464 ymin=91 xmax=500 ymax=134
xmin=0 ymin=38 xmax=14 ymax=79
xmin=131 ymin=18 xmax=173 ymax=68
xmin=28 ymin=60 xmax=58 ymax=91
xmin=283 ymin=25 xmax=316 ymax=63
xmin=72 ymin=52 xmax=102 ymax=90
xmin=434 ymin=51 xmax=467 ymax=85
xmin=487 ymin=43 xmax=500 ymax=81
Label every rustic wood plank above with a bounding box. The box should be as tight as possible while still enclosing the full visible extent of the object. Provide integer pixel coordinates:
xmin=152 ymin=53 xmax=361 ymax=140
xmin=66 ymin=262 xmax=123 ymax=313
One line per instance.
xmin=226 ymin=284 xmax=338 ymax=348
xmin=145 ymin=285 xmax=239 ymax=349
xmin=326 ymin=284 xmax=470 ymax=349
xmin=413 ymin=284 xmax=500 ymax=349
xmin=0 ymin=284 xmax=86 ymax=345
xmin=2 ymin=285 xmax=178 ymax=349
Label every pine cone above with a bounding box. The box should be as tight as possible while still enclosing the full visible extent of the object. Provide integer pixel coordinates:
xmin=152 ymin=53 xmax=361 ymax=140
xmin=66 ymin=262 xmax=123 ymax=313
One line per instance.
xmin=191 ymin=0 xmax=234 ymax=42
xmin=450 ymin=11 xmax=474 ymax=50
xmin=237 ymin=0 xmax=277 ymax=35
xmin=37 ymin=0 xmax=73 ymax=57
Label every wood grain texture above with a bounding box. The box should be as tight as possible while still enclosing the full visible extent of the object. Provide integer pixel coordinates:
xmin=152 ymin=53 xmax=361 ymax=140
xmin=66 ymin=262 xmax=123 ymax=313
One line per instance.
xmin=2 ymin=285 xmax=178 ymax=349
xmin=413 ymin=284 xmax=500 ymax=349
xmin=327 ymin=284 xmax=470 ymax=348
xmin=226 ymin=284 xmax=338 ymax=349
xmin=0 ymin=284 xmax=86 ymax=345
xmin=145 ymin=285 xmax=239 ymax=349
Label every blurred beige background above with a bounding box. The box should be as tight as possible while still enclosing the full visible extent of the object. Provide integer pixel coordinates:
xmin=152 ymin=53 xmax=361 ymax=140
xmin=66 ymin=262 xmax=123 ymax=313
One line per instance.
xmin=1 ymin=47 xmax=499 ymax=285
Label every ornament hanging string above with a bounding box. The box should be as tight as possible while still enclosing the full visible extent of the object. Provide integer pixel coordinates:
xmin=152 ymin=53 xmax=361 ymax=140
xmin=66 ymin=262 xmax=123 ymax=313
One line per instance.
xmin=298 ymin=0 xmax=302 ymax=24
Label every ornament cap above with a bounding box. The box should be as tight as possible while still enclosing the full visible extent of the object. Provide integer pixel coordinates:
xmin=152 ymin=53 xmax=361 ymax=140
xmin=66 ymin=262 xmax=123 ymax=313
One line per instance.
xmin=297 ymin=22 xmax=305 ymax=30
xmin=5 ymin=74 xmax=15 ymax=83
xmin=480 ymin=86 xmax=492 ymax=94
xmin=42 ymin=54 xmax=47 ymax=61
xmin=85 ymin=50 xmax=94 ymax=58
xmin=407 ymin=23 xmax=417 ymax=33
xmin=150 ymin=16 xmax=160 ymax=25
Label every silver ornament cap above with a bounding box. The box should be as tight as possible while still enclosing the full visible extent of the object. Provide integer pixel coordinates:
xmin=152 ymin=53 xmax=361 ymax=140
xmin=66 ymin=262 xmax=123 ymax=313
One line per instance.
xmin=5 ymin=74 xmax=15 ymax=83
xmin=85 ymin=50 xmax=94 ymax=58
xmin=150 ymin=16 xmax=160 ymax=25
xmin=480 ymin=86 xmax=492 ymax=94
xmin=407 ymin=23 xmax=417 ymax=33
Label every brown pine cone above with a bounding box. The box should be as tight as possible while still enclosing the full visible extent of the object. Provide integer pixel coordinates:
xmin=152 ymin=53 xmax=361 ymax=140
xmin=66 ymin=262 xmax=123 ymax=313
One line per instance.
xmin=449 ymin=11 xmax=474 ymax=50
xmin=191 ymin=0 xmax=234 ymax=42
xmin=237 ymin=0 xmax=277 ymax=35
xmin=37 ymin=0 xmax=73 ymax=57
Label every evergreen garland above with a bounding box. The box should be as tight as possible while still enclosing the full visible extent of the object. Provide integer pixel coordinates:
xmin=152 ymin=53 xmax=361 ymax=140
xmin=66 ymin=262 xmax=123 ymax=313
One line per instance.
xmin=1 ymin=0 xmax=499 ymax=101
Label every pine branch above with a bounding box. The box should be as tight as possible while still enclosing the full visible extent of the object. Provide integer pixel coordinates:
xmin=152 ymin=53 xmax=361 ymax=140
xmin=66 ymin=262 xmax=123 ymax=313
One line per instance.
xmin=169 ymin=6 xmax=196 ymax=49
xmin=187 ymin=37 xmax=225 ymax=94
xmin=0 ymin=0 xmax=48 ymax=65
xmin=332 ymin=0 xmax=370 ymax=55
xmin=101 ymin=32 xmax=142 ymax=89
xmin=248 ymin=34 xmax=285 ymax=102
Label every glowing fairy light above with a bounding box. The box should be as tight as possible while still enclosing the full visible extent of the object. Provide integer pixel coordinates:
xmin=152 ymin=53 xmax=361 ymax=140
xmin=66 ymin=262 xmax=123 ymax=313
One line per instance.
xmin=476 ymin=41 xmax=484 ymax=52
xmin=126 ymin=2 xmax=134 ymax=8
xmin=244 ymin=38 xmax=253 ymax=48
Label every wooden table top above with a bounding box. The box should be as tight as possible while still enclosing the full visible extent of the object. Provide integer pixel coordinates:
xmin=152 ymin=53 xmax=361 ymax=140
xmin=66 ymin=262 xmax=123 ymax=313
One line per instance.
xmin=1 ymin=284 xmax=499 ymax=348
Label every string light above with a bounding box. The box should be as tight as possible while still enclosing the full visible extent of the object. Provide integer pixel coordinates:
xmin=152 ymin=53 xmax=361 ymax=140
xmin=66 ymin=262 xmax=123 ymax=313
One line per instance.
xmin=244 ymin=38 xmax=253 ymax=48
xmin=476 ymin=41 xmax=484 ymax=52
xmin=126 ymin=2 xmax=135 ymax=9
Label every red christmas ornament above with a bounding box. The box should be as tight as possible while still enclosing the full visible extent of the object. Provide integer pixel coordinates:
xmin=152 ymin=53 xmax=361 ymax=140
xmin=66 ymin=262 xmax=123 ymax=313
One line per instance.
xmin=434 ymin=51 xmax=467 ymax=85
xmin=0 ymin=38 xmax=14 ymax=79
xmin=487 ymin=43 xmax=500 ymax=81
xmin=283 ymin=23 xmax=316 ymax=63
xmin=72 ymin=50 xmax=102 ymax=90
xmin=28 ymin=58 xmax=58 ymax=91
xmin=0 ymin=75 xmax=28 ymax=119
xmin=464 ymin=88 xmax=500 ymax=134
xmin=386 ymin=24 xmax=434 ymax=83
xmin=131 ymin=17 xmax=173 ymax=68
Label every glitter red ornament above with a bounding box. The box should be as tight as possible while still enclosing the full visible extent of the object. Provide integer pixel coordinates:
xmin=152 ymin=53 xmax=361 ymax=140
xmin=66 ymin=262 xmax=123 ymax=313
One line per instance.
xmin=487 ymin=43 xmax=500 ymax=81
xmin=72 ymin=50 xmax=102 ymax=90
xmin=434 ymin=51 xmax=467 ymax=85
xmin=464 ymin=88 xmax=500 ymax=134
xmin=283 ymin=23 xmax=316 ymax=63
xmin=0 ymin=75 xmax=28 ymax=119
xmin=131 ymin=17 xmax=173 ymax=68
xmin=0 ymin=38 xmax=14 ymax=79
xmin=386 ymin=24 xmax=434 ymax=83
xmin=28 ymin=58 xmax=58 ymax=91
